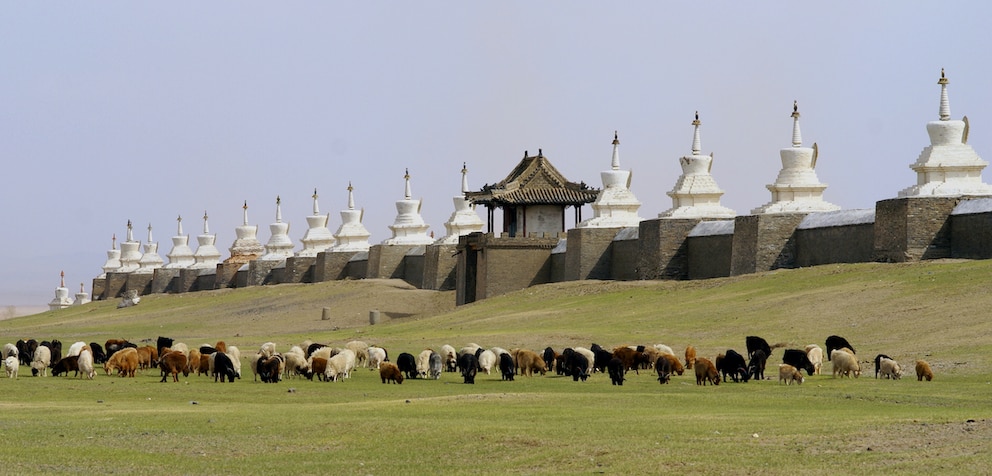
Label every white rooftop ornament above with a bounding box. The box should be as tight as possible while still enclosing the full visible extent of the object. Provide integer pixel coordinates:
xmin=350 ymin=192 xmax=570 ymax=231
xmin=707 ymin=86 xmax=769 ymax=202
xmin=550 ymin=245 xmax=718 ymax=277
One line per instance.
xmin=577 ymin=132 xmax=644 ymax=228
xmin=227 ymin=201 xmax=265 ymax=264
xmin=658 ymin=112 xmax=737 ymax=219
xmin=135 ymin=223 xmax=165 ymax=274
xmin=751 ymin=101 xmax=840 ymax=214
xmin=383 ymin=169 xmax=434 ymax=245
xmin=258 ymin=196 xmax=295 ymax=262
xmin=117 ymin=220 xmax=143 ymax=273
xmin=72 ymin=281 xmax=90 ymax=306
xmin=98 ymin=234 xmax=121 ymax=278
xmin=899 ymin=69 xmax=992 ymax=197
xmin=48 ymin=271 xmax=73 ymax=311
xmin=190 ymin=211 xmax=221 ymax=270
xmin=332 ymin=182 xmax=372 ymax=252
xmin=437 ymin=163 xmax=484 ymax=244
xmin=163 ymin=215 xmax=195 ymax=269
xmin=298 ymin=188 xmax=336 ymax=256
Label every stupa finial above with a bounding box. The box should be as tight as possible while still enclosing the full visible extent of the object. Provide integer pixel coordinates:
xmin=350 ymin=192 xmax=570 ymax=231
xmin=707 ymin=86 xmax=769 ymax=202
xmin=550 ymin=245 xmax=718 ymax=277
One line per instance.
xmin=275 ymin=196 xmax=282 ymax=223
xmin=112 ymin=233 xmax=117 ymax=250
xmin=461 ymin=162 xmax=470 ymax=193
xmin=404 ymin=169 xmax=412 ymax=200
xmin=312 ymin=188 xmax=320 ymax=214
xmin=791 ymin=100 xmax=803 ymax=147
xmin=611 ymin=130 xmax=621 ymax=170
xmin=938 ymin=68 xmax=951 ymax=121
xmin=126 ymin=220 xmax=134 ymax=242
xmin=177 ymin=215 xmax=183 ymax=236
xmin=147 ymin=222 xmax=154 ymax=243
xmin=347 ymin=182 xmax=355 ymax=209
xmin=691 ymin=111 xmax=702 ymax=155
xmin=538 ymin=148 xmax=543 ymax=157
xmin=242 ymin=201 xmax=249 ymax=225
xmin=202 ymin=211 xmax=210 ymax=234
xmin=60 ymin=270 xmax=65 ymax=288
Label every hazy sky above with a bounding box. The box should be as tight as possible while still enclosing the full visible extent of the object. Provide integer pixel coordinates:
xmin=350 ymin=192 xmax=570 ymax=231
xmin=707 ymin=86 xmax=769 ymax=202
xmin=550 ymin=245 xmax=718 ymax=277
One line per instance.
xmin=3 ymin=3 xmax=991 ymax=311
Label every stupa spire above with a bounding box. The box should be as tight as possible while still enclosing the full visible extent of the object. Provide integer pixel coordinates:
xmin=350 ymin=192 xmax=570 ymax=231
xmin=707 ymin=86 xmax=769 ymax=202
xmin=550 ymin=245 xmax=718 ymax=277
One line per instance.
xmin=792 ymin=101 xmax=803 ymax=147
xmin=461 ymin=163 xmax=469 ymax=193
xmin=242 ymin=201 xmax=249 ymax=225
xmin=164 ymin=214 xmax=195 ymax=269
xmin=691 ymin=112 xmax=702 ymax=155
xmin=347 ymin=182 xmax=355 ymax=209
xmin=404 ymin=169 xmax=412 ymax=200
xmin=112 ymin=234 xmax=117 ymax=250
xmin=60 ymin=270 xmax=65 ymax=288
xmin=202 ymin=211 xmax=210 ymax=234
xmin=176 ymin=215 xmax=183 ymax=236
xmin=312 ymin=188 xmax=320 ymax=214
xmin=611 ymin=131 xmax=621 ymax=170
xmin=299 ymin=188 xmax=335 ymax=257
xmin=147 ymin=223 xmax=154 ymax=244
xmin=126 ymin=220 xmax=134 ymax=242
xmin=938 ymin=68 xmax=951 ymax=121
xmin=275 ymin=196 xmax=282 ymax=223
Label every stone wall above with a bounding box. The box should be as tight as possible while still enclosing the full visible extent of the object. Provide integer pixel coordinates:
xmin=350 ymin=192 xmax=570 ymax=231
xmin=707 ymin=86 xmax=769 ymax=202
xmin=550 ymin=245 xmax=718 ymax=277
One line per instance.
xmin=347 ymin=253 xmax=368 ymax=280
xmin=873 ymin=197 xmax=959 ymax=262
xmin=687 ymin=235 xmax=733 ymax=279
xmin=126 ymin=273 xmax=154 ymax=296
xmin=151 ymin=268 xmax=180 ymax=294
xmin=637 ymin=218 xmax=702 ymax=280
xmin=796 ymin=224 xmax=874 ymax=266
xmin=457 ymin=233 xmax=557 ymax=305
xmin=422 ymin=244 xmax=459 ymax=291
xmin=403 ymin=248 xmax=425 ymax=288
xmin=104 ymin=272 xmax=128 ymax=300
xmin=609 ymin=229 xmax=639 ymax=281
xmin=950 ymin=199 xmax=992 ymax=258
xmin=91 ymin=277 xmax=107 ymax=301
xmin=247 ymin=260 xmax=282 ymax=286
xmin=214 ymin=262 xmax=242 ymax=289
xmin=367 ymin=245 xmax=415 ymax=280
xmin=563 ymin=227 xmax=622 ymax=281
xmin=313 ymin=251 xmax=359 ymax=282
xmin=281 ymin=256 xmax=315 ymax=284
xmin=730 ymin=213 xmax=807 ymax=275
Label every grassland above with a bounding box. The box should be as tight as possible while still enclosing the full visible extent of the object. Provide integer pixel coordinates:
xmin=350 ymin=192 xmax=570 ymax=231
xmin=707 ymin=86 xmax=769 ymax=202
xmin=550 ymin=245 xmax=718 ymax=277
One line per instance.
xmin=1 ymin=261 xmax=991 ymax=474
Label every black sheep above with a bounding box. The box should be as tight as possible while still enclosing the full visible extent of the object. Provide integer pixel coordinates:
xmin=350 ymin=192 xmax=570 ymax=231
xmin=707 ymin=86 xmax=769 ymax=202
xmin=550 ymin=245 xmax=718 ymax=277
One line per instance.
xmin=607 ymin=357 xmax=625 ymax=386
xmin=825 ymin=335 xmax=855 ymax=361
xmin=783 ymin=349 xmax=816 ymax=376
xmin=458 ymin=353 xmax=477 ymax=384
xmin=499 ymin=353 xmax=515 ymax=381
xmin=396 ymin=353 xmax=418 ymax=380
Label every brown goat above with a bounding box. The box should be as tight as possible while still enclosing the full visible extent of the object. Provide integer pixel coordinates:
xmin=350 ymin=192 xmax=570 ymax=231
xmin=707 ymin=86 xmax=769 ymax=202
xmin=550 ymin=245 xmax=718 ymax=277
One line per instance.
xmin=309 ymin=357 xmax=328 ymax=381
xmin=516 ymin=350 xmax=547 ymax=376
xmin=695 ymin=357 xmax=720 ymax=386
xmin=685 ymin=345 xmax=697 ymax=370
xmin=915 ymin=360 xmax=934 ymax=381
xmin=214 ymin=341 xmax=227 ymax=354
xmin=659 ymin=353 xmax=685 ymax=375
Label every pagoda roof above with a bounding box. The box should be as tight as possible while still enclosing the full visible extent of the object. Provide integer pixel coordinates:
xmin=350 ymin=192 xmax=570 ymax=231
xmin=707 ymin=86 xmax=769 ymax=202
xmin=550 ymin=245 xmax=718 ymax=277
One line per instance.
xmin=466 ymin=150 xmax=599 ymax=206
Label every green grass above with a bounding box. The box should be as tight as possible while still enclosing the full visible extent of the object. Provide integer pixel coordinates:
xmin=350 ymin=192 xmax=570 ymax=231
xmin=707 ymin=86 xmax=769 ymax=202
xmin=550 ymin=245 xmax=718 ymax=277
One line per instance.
xmin=2 ymin=260 xmax=992 ymax=474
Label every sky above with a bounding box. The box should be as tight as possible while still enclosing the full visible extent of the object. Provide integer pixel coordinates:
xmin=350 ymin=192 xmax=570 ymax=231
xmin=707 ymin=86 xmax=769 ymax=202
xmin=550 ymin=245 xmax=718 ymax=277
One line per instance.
xmin=3 ymin=3 xmax=991 ymax=312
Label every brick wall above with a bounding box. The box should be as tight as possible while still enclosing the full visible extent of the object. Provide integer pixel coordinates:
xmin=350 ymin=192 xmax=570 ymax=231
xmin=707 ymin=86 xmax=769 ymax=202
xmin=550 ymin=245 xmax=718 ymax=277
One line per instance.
xmin=564 ymin=227 xmax=621 ymax=280
xmin=637 ymin=218 xmax=702 ymax=280
xmin=730 ymin=213 xmax=807 ymax=275
xmin=873 ymin=197 xmax=958 ymax=262
xmin=796 ymin=224 xmax=874 ymax=266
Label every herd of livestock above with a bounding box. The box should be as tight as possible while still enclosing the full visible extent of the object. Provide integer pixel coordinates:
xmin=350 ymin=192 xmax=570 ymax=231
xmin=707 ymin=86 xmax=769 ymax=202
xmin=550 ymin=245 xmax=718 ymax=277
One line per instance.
xmin=1 ymin=334 xmax=936 ymax=386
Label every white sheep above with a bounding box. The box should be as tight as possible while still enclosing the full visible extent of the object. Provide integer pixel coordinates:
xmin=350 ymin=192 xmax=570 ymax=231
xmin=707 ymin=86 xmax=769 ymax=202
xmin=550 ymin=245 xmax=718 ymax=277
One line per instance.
xmin=879 ymin=357 xmax=902 ymax=380
xmin=2 ymin=343 xmax=17 ymax=359
xmin=282 ymin=349 xmax=309 ymax=379
xmin=258 ymin=342 xmax=276 ymax=358
xmin=805 ymin=344 xmax=823 ymax=375
xmin=416 ymin=349 xmax=433 ymax=378
xmin=440 ymin=344 xmax=457 ymax=371
xmin=573 ymin=347 xmax=596 ymax=373
xmin=368 ymin=346 xmax=387 ymax=370
xmin=226 ymin=346 xmax=242 ymax=378
xmin=477 ymin=350 xmax=496 ymax=375
xmin=458 ymin=343 xmax=481 ymax=358
xmin=31 ymin=345 xmax=51 ymax=377
xmin=66 ymin=341 xmax=87 ymax=358
xmin=325 ymin=349 xmax=356 ymax=382
xmin=653 ymin=344 xmax=675 ymax=356
xmin=831 ymin=349 xmax=860 ymax=378
xmin=345 ymin=340 xmax=369 ymax=368
xmin=171 ymin=342 xmax=190 ymax=357
xmin=77 ymin=349 xmax=95 ymax=380
xmin=4 ymin=355 xmax=18 ymax=378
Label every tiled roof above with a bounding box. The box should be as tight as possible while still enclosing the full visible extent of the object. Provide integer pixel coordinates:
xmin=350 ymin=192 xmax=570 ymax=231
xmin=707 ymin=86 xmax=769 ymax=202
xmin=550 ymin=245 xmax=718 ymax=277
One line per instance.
xmin=467 ymin=151 xmax=599 ymax=206
xmin=482 ymin=187 xmax=599 ymax=205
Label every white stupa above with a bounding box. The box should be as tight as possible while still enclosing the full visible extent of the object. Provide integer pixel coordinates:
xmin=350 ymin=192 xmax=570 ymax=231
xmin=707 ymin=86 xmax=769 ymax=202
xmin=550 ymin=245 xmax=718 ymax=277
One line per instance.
xmin=331 ymin=183 xmax=372 ymax=252
xmin=135 ymin=223 xmax=164 ymax=274
xmin=577 ymin=132 xmax=644 ymax=228
xmin=164 ymin=215 xmax=195 ymax=269
xmin=117 ymin=220 xmax=143 ymax=273
xmin=298 ymin=189 xmax=336 ymax=256
xmin=227 ymin=201 xmax=265 ymax=265
xmin=48 ymin=271 xmax=73 ymax=311
xmin=98 ymin=234 xmax=121 ymax=278
xmin=436 ymin=163 xmax=485 ymax=244
xmin=751 ymin=102 xmax=841 ymax=214
xmin=72 ymin=282 xmax=90 ymax=306
xmin=659 ymin=112 xmax=737 ymax=219
xmin=899 ymin=69 xmax=992 ymax=197
xmin=383 ymin=169 xmax=434 ymax=246
xmin=258 ymin=196 xmax=295 ymax=262
xmin=190 ymin=211 xmax=221 ymax=270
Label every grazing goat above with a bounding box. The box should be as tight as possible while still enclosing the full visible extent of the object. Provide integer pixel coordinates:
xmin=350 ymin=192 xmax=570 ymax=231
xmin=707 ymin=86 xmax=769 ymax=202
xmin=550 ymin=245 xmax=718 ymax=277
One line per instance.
xmin=159 ymin=351 xmax=188 ymax=383
xmin=684 ymin=345 xmax=696 ymax=370
xmin=878 ymin=357 xmax=902 ymax=380
xmin=379 ymin=362 xmax=404 ymax=384
xmin=779 ymin=364 xmax=804 ymax=385
xmin=695 ymin=358 xmax=720 ymax=386
xmin=915 ymin=360 xmax=934 ymax=381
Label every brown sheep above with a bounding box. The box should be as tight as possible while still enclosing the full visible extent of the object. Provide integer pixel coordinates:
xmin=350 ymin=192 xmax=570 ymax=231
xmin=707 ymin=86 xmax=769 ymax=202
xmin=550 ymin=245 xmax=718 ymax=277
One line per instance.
xmin=198 ymin=353 xmax=212 ymax=376
xmin=684 ymin=345 xmax=696 ymax=370
xmin=516 ymin=349 xmax=547 ymax=376
xmin=104 ymin=347 xmax=139 ymax=377
xmin=659 ymin=353 xmax=685 ymax=376
xmin=915 ymin=360 xmax=934 ymax=381
xmin=612 ymin=347 xmax=648 ymax=375
xmin=159 ymin=351 xmax=188 ymax=382
xmin=136 ymin=346 xmax=158 ymax=370
xmin=778 ymin=364 xmax=804 ymax=385
xmin=214 ymin=341 xmax=227 ymax=354
xmin=309 ymin=357 xmax=328 ymax=381
xmin=379 ymin=362 xmax=404 ymax=384
xmin=187 ymin=349 xmax=202 ymax=375
xmin=695 ymin=357 xmax=720 ymax=386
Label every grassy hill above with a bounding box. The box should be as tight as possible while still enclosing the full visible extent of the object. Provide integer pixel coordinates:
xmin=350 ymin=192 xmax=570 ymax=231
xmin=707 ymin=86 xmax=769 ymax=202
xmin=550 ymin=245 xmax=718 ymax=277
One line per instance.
xmin=2 ymin=260 xmax=991 ymax=474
